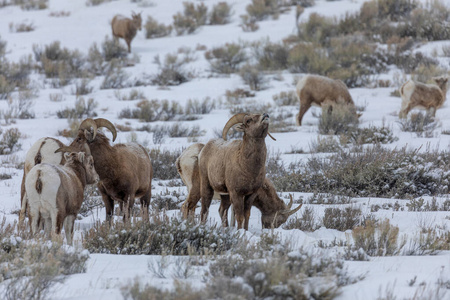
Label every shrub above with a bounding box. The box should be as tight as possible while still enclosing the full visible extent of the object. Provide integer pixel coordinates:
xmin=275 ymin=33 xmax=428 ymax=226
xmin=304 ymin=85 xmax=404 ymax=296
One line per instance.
xmin=0 ymin=56 xmax=32 ymax=100
xmin=73 ymin=78 xmax=93 ymax=96
xmin=245 ymin=0 xmax=280 ymax=21
xmin=144 ymin=16 xmax=172 ymax=39
xmin=349 ymin=124 xmax=398 ymax=145
xmin=56 ymin=97 xmax=98 ymax=119
xmin=151 ymin=53 xmax=192 ymax=86
xmin=83 ymin=216 xmax=240 ymax=255
xmin=287 ymin=42 xmax=334 ymax=74
xmin=9 ymin=21 xmax=35 ymax=32
xmin=297 ymin=12 xmax=337 ymax=45
xmin=114 ymin=89 xmax=146 ymax=101
xmin=239 ymin=64 xmax=266 ymax=91
xmin=318 ymin=103 xmax=359 ymax=135
xmin=240 ymin=14 xmax=259 ymax=32
xmin=323 ymin=206 xmax=362 ymax=231
xmin=16 ymin=0 xmax=48 ymax=10
xmin=86 ymin=0 xmax=112 ymax=6
xmin=272 ymin=90 xmax=297 ymax=106
xmin=205 ymin=43 xmax=247 ymax=74
xmin=152 ymin=189 xmax=185 ymax=210
xmin=101 ymin=36 xmax=128 ymax=62
xmin=350 ymin=219 xmax=405 ymax=257
xmin=172 ymin=13 xmax=198 ymax=35
xmin=224 ymin=88 xmax=255 ymax=106
xmin=403 ymin=229 xmax=450 ymax=255
xmin=119 ymin=99 xmax=184 ymax=122
xmin=183 ymin=1 xmax=208 ymax=26
xmin=397 ymin=112 xmax=438 ymax=138
xmin=283 ymin=206 xmax=319 ymax=231
xmin=309 ymin=136 xmax=342 ymax=153
xmin=269 ymin=145 xmax=450 ymax=198
xmin=185 ymin=97 xmax=215 ymax=115
xmin=209 ymin=2 xmax=233 ymax=25
xmin=149 ymin=148 xmax=182 ymax=180
xmin=100 ymin=59 xmax=130 ymax=89
xmin=252 ymin=40 xmax=289 ymax=71
xmin=0 ymin=128 xmax=22 ymax=154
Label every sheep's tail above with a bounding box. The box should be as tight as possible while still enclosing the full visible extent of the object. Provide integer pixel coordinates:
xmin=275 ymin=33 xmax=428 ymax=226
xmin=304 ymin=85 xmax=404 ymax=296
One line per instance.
xmin=36 ymin=170 xmax=43 ymax=195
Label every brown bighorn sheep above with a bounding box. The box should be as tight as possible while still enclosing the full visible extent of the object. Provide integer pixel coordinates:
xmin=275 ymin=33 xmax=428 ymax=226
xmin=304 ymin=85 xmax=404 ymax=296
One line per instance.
xmin=69 ymin=118 xmax=153 ymax=222
xmin=177 ymin=143 xmax=302 ymax=228
xmin=192 ymin=113 xmax=270 ymax=230
xmin=399 ymin=77 xmax=448 ymax=119
xmin=111 ymin=11 xmax=142 ymax=53
xmin=295 ymin=74 xmax=360 ymax=126
xmin=22 ymin=147 xmax=99 ymax=245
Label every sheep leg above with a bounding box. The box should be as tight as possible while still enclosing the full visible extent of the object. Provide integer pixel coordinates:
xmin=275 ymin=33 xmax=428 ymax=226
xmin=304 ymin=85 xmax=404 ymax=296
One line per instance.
xmin=428 ymin=107 xmax=436 ymax=118
xmin=63 ymin=215 xmax=76 ymax=245
xmin=29 ymin=210 xmax=39 ymax=235
xmin=99 ymin=184 xmax=115 ymax=223
xmin=399 ymin=103 xmax=414 ymax=119
xmin=219 ymin=195 xmax=231 ymax=227
xmin=126 ymin=39 xmax=131 ymax=53
xmin=182 ymin=183 xmax=201 ymax=220
xmin=297 ymin=102 xmax=311 ymax=126
xmin=200 ymin=184 xmax=214 ymax=224
xmin=44 ymin=216 xmax=52 ymax=237
xmin=243 ymin=193 xmax=257 ymax=230
xmin=232 ymin=193 xmax=245 ymax=230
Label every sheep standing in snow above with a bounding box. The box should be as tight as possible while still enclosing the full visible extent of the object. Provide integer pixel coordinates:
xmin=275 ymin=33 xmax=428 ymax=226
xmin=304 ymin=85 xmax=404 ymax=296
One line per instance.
xmin=295 ymin=74 xmax=360 ymax=126
xmin=399 ymin=77 xmax=448 ymax=119
xmin=23 ymin=148 xmax=99 ymax=245
xmin=111 ymin=11 xmax=142 ymax=53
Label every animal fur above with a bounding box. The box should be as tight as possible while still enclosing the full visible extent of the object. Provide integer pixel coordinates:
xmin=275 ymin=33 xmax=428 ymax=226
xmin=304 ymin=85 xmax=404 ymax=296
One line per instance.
xmin=111 ymin=12 xmax=142 ymax=53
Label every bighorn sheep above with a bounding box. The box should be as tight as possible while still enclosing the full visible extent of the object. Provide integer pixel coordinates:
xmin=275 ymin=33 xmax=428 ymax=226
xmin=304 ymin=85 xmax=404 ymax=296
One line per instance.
xmin=190 ymin=113 xmax=270 ymax=230
xmin=69 ymin=118 xmax=153 ymax=222
xmin=399 ymin=77 xmax=448 ymax=119
xmin=19 ymin=137 xmax=66 ymax=224
xmin=22 ymin=147 xmax=99 ymax=245
xmin=111 ymin=11 xmax=142 ymax=53
xmin=177 ymin=143 xmax=302 ymax=228
xmin=295 ymin=74 xmax=360 ymax=126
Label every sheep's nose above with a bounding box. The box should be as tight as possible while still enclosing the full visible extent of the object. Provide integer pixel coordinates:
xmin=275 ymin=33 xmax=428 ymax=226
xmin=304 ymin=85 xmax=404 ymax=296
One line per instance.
xmin=263 ymin=113 xmax=269 ymax=118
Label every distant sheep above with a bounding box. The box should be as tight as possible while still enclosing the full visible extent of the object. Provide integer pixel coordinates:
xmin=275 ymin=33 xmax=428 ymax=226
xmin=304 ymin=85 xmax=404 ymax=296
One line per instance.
xmin=399 ymin=77 xmax=448 ymax=119
xmin=295 ymin=74 xmax=360 ymax=126
xmin=23 ymin=148 xmax=99 ymax=245
xmin=111 ymin=11 xmax=142 ymax=53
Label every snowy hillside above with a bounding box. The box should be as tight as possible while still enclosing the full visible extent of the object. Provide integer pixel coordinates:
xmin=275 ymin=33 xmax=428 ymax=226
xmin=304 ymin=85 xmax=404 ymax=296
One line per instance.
xmin=0 ymin=0 xmax=449 ymax=299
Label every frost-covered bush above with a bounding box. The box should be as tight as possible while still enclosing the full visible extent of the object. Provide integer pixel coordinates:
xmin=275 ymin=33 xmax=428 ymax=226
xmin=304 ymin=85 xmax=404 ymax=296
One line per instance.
xmin=253 ymin=40 xmax=289 ymax=71
xmin=245 ymin=0 xmax=281 ymax=21
xmin=0 ymin=128 xmax=22 ymax=155
xmin=239 ymin=64 xmax=266 ymax=91
xmin=144 ymin=16 xmax=172 ymax=39
xmin=151 ymin=189 xmax=185 ymax=210
xmin=318 ymin=102 xmax=359 ymax=136
xmin=349 ymin=124 xmax=398 ymax=145
xmin=83 ymin=216 xmax=240 ymax=255
xmin=148 ymin=148 xmax=182 ymax=180
xmin=151 ymin=53 xmax=192 ymax=86
xmin=269 ymin=145 xmax=450 ymax=198
xmin=322 ymin=206 xmax=362 ymax=231
xmin=282 ymin=207 xmax=320 ymax=232
xmin=398 ymin=112 xmax=438 ymax=138
xmin=309 ymin=136 xmax=342 ymax=153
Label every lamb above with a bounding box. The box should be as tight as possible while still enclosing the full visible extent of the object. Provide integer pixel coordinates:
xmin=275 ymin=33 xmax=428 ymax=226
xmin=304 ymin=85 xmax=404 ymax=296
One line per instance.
xmin=111 ymin=11 xmax=142 ymax=53
xmin=295 ymin=74 xmax=359 ymax=126
xmin=189 ymin=113 xmax=270 ymax=230
xmin=69 ymin=118 xmax=153 ymax=222
xmin=22 ymin=147 xmax=99 ymax=245
xmin=177 ymin=143 xmax=302 ymax=228
xmin=399 ymin=77 xmax=448 ymax=119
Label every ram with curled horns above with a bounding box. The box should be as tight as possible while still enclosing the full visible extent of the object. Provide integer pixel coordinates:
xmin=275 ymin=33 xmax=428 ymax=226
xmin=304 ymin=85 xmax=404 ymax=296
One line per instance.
xmin=69 ymin=118 xmax=153 ymax=222
xmin=195 ymin=113 xmax=274 ymax=230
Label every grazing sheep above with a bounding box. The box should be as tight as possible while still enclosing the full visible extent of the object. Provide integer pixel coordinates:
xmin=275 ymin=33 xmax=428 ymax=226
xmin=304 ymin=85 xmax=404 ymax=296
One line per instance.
xmin=111 ymin=11 xmax=142 ymax=53
xmin=23 ymin=148 xmax=99 ymax=245
xmin=399 ymin=77 xmax=448 ymax=119
xmin=177 ymin=143 xmax=302 ymax=228
xmin=69 ymin=118 xmax=153 ymax=222
xmin=295 ymin=74 xmax=360 ymax=126
xmin=189 ymin=113 xmax=270 ymax=230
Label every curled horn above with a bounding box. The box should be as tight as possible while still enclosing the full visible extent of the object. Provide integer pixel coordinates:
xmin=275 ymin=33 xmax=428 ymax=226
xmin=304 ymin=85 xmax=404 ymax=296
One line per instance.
xmin=55 ymin=146 xmax=82 ymax=154
xmin=79 ymin=118 xmax=98 ymax=142
xmin=287 ymin=194 xmax=293 ymax=209
xmin=94 ymin=118 xmax=117 ymax=142
xmin=282 ymin=194 xmax=303 ymax=216
xmin=268 ymin=132 xmax=276 ymax=141
xmin=222 ymin=113 xmax=246 ymax=141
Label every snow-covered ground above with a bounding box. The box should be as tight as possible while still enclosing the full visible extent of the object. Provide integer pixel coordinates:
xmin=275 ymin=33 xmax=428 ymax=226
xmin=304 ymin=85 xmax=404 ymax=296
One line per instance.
xmin=0 ymin=0 xmax=449 ymax=299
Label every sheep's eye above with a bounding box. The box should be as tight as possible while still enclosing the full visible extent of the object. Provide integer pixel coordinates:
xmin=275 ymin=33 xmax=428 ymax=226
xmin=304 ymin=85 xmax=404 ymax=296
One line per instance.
xmin=246 ymin=119 xmax=251 ymax=124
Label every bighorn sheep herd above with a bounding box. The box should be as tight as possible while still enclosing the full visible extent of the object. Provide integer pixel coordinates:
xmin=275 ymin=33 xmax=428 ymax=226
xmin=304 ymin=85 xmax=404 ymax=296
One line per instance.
xmin=19 ymin=71 xmax=447 ymax=243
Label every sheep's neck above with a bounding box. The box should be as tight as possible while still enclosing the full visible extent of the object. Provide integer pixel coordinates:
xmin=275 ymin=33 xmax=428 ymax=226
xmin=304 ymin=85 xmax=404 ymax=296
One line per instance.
xmin=239 ymin=135 xmax=267 ymax=176
xmin=90 ymin=144 xmax=116 ymax=179
xmin=67 ymin=163 xmax=87 ymax=187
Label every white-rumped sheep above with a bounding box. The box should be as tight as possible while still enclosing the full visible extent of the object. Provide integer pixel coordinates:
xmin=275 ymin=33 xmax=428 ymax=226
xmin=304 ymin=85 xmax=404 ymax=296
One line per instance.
xmin=111 ymin=11 xmax=142 ymax=53
xmin=295 ymin=74 xmax=360 ymax=126
xmin=69 ymin=118 xmax=153 ymax=222
xmin=192 ymin=113 xmax=270 ymax=230
xmin=177 ymin=143 xmax=302 ymax=228
xmin=19 ymin=137 xmax=65 ymax=224
xmin=399 ymin=77 xmax=448 ymax=119
xmin=23 ymin=148 xmax=99 ymax=245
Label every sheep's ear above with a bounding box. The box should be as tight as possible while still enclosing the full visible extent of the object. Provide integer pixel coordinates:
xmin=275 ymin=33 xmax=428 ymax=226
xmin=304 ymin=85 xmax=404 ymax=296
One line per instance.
xmin=64 ymin=152 xmax=71 ymax=161
xmin=234 ymin=123 xmax=245 ymax=132
xmin=84 ymin=129 xmax=94 ymax=141
xmin=77 ymin=152 xmax=85 ymax=163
